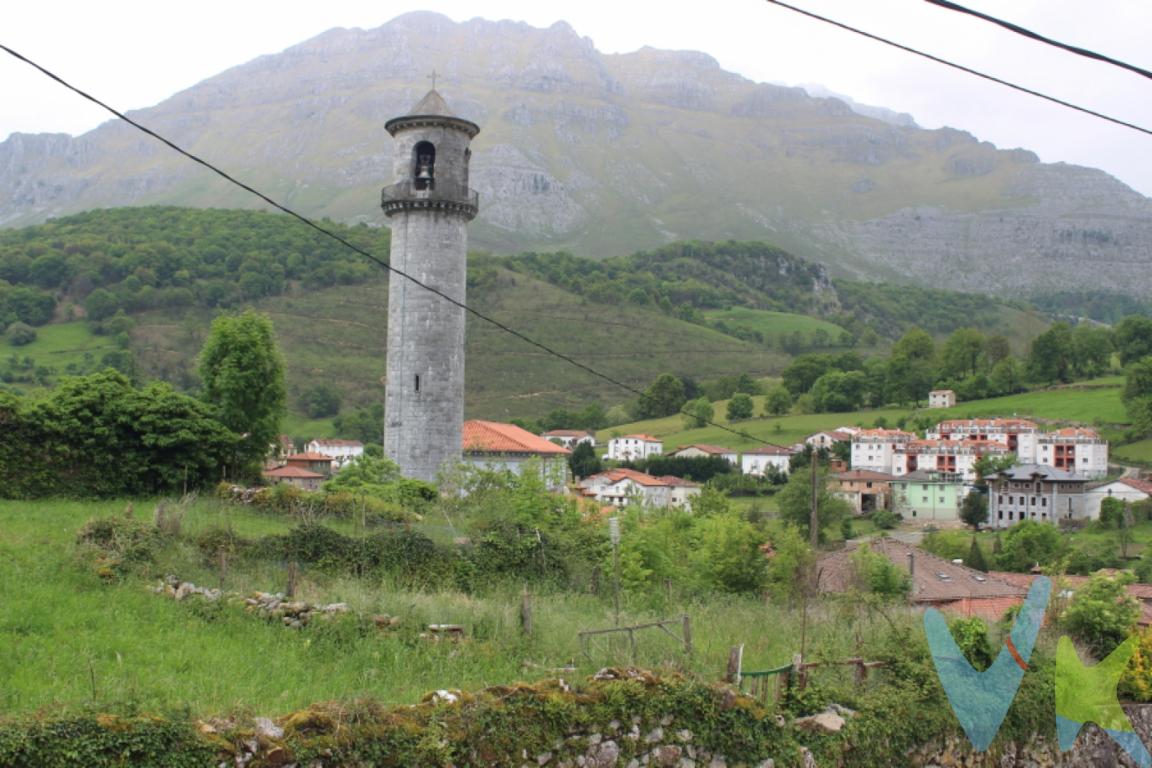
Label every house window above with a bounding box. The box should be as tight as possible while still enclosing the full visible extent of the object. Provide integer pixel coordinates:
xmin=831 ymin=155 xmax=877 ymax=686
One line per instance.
xmin=1041 ymin=498 xmax=1047 ymax=507
xmin=939 ymin=497 xmax=945 ymax=503
xmin=1031 ymin=497 xmax=1036 ymax=506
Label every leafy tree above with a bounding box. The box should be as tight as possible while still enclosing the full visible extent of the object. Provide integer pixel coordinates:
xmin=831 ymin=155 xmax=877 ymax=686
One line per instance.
xmin=568 ymin=441 xmax=601 ymax=479
xmin=1115 ymin=315 xmax=1152 ymax=366
xmin=949 ymin=617 xmax=994 ymax=670
xmin=765 ymin=525 xmax=815 ymax=603
xmin=960 ymin=492 xmax=989 ymax=531
xmin=763 ymin=385 xmax=792 ymax=416
xmin=198 ymin=311 xmax=286 ymax=469
xmin=988 ymin=356 xmax=1025 ymax=395
xmin=332 ymin=403 xmax=383 ymax=445
xmin=4 ymin=322 xmax=36 ymax=346
xmin=984 ymin=334 xmax=1012 ymax=367
xmin=995 ymin=519 xmax=1067 ymax=572
xmin=299 ymin=383 xmax=342 ymax=418
xmin=1026 ymin=322 xmax=1074 ymax=384
xmin=1123 ymin=357 xmax=1152 ymax=436
xmin=1063 ymin=572 xmax=1140 ymax=658
xmin=781 ymin=354 xmax=831 ymax=397
xmin=940 ymin=327 xmax=986 ymax=379
xmin=851 ymin=544 xmax=911 ymax=599
xmin=809 ymin=370 xmax=867 ymax=412
xmin=634 ymin=373 xmax=686 ymax=420
xmin=776 ymin=468 xmax=852 ymax=543
xmin=681 ymin=396 xmax=714 ymax=429
xmin=726 ymin=392 xmax=754 ymax=421
xmin=886 ymin=327 xmax=937 ymax=405
xmin=688 ymin=514 xmax=768 ymax=593
xmin=963 ymin=537 xmax=989 ymax=572
xmin=1069 ymin=323 xmax=1113 ymax=378
xmin=0 ymin=371 xmax=238 ymax=498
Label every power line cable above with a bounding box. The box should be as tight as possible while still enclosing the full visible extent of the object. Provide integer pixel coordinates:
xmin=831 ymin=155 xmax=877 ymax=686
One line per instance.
xmin=0 ymin=42 xmax=777 ymax=448
xmin=763 ymin=0 xmax=1152 ymax=138
xmin=923 ymin=0 xmax=1152 ymax=83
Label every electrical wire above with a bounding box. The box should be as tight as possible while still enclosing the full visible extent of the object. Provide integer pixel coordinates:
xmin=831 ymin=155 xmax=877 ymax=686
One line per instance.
xmin=0 ymin=41 xmax=778 ymax=448
xmin=763 ymin=0 xmax=1152 ymax=138
xmin=923 ymin=0 xmax=1152 ymax=83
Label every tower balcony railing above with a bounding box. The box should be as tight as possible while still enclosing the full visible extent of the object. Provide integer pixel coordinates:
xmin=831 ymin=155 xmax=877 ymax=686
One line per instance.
xmin=381 ymin=180 xmax=479 ymax=211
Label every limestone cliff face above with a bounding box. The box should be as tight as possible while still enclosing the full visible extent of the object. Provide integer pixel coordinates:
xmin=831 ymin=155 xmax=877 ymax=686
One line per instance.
xmin=3 ymin=11 xmax=1151 ymax=295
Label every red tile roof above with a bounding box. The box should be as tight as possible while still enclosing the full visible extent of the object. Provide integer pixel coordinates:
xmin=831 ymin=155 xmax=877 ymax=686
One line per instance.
xmin=617 ymin=434 xmax=662 ymax=442
xmin=670 ymin=444 xmax=734 ymax=455
xmin=1119 ymin=478 xmax=1152 ymax=495
xmin=744 ymin=444 xmax=793 ymax=456
xmin=833 ymin=470 xmax=896 ymax=482
xmin=309 ymin=439 xmax=364 ymax=447
xmin=263 ymin=465 xmax=325 ymax=479
xmin=935 ymin=418 xmax=1038 ymax=431
xmin=657 ymin=475 xmax=699 ymax=487
xmin=286 ymin=452 xmax=334 ymax=462
xmin=819 ymin=539 xmax=1027 ymax=602
xmin=463 ymin=420 xmax=571 ymax=455
xmin=853 ymin=429 xmax=916 ymax=440
xmin=543 ymin=429 xmax=594 ymax=438
xmin=1047 ymin=427 xmax=1101 ymax=439
xmin=585 ymin=468 xmax=669 ymax=487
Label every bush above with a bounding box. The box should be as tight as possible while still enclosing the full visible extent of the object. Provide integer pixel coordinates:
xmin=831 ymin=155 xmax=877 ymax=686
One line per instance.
xmin=870 ymin=508 xmax=901 ymax=530
xmin=76 ymin=515 xmax=164 ymax=579
xmin=5 ymin=321 xmax=36 ymax=346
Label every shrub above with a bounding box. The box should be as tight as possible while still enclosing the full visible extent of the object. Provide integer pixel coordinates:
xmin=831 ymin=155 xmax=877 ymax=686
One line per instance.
xmin=76 ymin=515 xmax=163 ymax=579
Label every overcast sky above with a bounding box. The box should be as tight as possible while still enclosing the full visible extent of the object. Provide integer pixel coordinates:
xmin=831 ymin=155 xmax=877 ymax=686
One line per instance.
xmin=4 ymin=0 xmax=1151 ymax=196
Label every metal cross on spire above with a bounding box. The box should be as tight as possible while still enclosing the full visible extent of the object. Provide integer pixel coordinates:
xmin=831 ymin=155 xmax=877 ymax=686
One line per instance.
xmin=427 ymin=69 xmax=439 ymax=90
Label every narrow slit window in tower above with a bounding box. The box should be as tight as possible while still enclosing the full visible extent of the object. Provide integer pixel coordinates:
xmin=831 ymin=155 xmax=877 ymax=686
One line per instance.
xmin=414 ymin=374 xmax=421 ymax=392
xmin=413 ymin=142 xmax=436 ymax=191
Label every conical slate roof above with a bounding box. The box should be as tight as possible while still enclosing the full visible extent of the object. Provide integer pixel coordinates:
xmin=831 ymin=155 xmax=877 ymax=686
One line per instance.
xmin=408 ymin=89 xmax=454 ymax=117
xmin=385 ymin=88 xmax=480 ymax=137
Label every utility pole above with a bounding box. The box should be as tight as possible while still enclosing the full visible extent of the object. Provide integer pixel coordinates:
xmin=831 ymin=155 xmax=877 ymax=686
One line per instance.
xmin=809 ymin=449 xmax=819 ymax=548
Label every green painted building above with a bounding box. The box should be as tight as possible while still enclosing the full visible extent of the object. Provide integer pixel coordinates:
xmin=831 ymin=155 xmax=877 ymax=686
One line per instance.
xmin=892 ymin=470 xmax=967 ymax=523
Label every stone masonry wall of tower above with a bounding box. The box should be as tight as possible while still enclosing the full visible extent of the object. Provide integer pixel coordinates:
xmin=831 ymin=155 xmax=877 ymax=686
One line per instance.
xmin=381 ymin=91 xmax=479 ymax=483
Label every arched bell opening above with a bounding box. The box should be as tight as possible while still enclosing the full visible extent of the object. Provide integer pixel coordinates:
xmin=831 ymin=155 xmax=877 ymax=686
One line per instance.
xmin=413 ymin=141 xmax=436 ymax=190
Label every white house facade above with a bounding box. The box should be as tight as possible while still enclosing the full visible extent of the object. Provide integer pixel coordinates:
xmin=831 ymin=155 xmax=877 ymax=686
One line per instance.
xmin=740 ymin=445 xmax=793 ymax=477
xmin=850 ymin=429 xmax=916 ymax=473
xmin=606 ymin=434 xmax=663 ymax=462
xmin=305 ymin=438 xmax=365 ymax=469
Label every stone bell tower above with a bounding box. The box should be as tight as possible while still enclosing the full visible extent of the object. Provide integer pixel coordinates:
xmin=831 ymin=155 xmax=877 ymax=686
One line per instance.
xmin=381 ymin=88 xmax=480 ymax=482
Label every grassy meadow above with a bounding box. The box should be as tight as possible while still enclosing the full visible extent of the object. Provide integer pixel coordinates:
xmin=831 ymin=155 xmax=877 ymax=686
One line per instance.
xmin=600 ymin=377 xmax=1128 ymax=451
xmin=0 ymin=498 xmax=907 ymax=718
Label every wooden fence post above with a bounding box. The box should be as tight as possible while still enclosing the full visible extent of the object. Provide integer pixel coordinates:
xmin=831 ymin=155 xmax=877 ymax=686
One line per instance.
xmin=726 ymin=644 xmax=744 ymax=685
xmin=520 ymin=586 xmax=533 ymax=636
xmin=286 ymin=560 xmax=299 ymax=598
xmin=682 ymin=614 xmax=693 ymax=657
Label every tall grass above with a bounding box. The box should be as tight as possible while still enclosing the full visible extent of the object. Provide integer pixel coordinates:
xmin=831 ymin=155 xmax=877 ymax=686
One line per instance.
xmin=0 ymin=498 xmax=914 ymax=718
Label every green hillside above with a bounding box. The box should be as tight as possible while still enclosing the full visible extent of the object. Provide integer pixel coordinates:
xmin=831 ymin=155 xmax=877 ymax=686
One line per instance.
xmin=601 ymin=379 xmax=1127 ymax=452
xmin=0 ymin=207 xmax=1055 ymax=431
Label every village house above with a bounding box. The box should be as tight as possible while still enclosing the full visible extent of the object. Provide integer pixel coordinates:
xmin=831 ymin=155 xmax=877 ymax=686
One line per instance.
xmin=605 ymin=434 xmax=663 ymax=462
xmin=305 ymin=438 xmax=365 ymax=469
xmin=462 ymin=420 xmax=571 ymax=491
xmin=540 ymin=429 xmax=596 ymax=449
xmin=987 ymin=464 xmax=1089 ymax=528
xmin=740 ymin=444 xmax=794 ymax=477
xmin=1083 ymin=477 xmax=1152 ymax=519
xmin=805 ymin=428 xmax=857 ymax=451
xmin=578 ymin=468 xmax=700 ymax=509
xmin=816 ymin=539 xmax=1028 ymax=621
xmin=261 ymin=465 xmax=325 ymax=491
xmin=1034 ymin=427 xmax=1109 ymax=479
xmin=850 ymin=428 xmax=916 ymax=473
xmin=927 ymin=418 xmax=1040 ymax=455
xmin=830 ymin=469 xmax=896 ymax=515
xmin=284 ymin=451 xmax=335 ymax=478
xmin=891 ymin=439 xmax=1010 ymax=483
xmin=890 ymin=470 xmax=967 ymax=523
xmin=927 ymin=389 xmax=957 ymax=409
xmin=667 ymin=444 xmax=739 ymax=465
